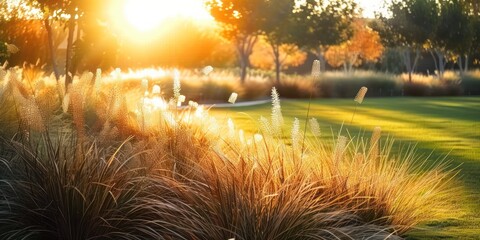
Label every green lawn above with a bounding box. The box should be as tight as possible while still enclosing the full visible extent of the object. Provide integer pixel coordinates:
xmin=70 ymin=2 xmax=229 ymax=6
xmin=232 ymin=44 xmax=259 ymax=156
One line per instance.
xmin=211 ymin=96 xmax=480 ymax=239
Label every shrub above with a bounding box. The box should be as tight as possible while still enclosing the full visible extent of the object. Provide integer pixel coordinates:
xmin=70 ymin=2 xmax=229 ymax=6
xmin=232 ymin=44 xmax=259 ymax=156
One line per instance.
xmin=461 ymin=70 xmax=480 ymax=96
xmin=275 ymin=75 xmax=319 ymax=98
xmin=316 ymin=71 xmax=400 ymax=98
xmin=401 ymin=72 xmax=463 ymax=96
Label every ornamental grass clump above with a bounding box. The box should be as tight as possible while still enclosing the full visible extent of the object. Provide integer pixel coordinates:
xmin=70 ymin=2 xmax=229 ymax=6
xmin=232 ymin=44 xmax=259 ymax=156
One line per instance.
xmin=0 ymin=65 xmax=460 ymax=239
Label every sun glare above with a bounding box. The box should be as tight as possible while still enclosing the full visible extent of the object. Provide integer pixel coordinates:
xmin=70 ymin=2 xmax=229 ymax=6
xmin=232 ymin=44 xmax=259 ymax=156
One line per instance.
xmin=122 ymin=0 xmax=212 ymax=32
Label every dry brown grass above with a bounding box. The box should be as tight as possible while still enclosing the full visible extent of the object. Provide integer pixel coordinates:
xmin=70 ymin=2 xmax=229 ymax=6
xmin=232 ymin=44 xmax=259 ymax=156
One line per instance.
xmin=0 ymin=66 xmax=460 ymax=239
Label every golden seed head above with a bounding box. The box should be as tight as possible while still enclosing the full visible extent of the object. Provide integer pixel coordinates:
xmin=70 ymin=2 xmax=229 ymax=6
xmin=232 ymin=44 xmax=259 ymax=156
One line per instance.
xmin=228 ymin=92 xmax=238 ymax=104
xmin=354 ymin=86 xmax=368 ymax=104
xmin=311 ymin=60 xmax=321 ymax=80
xmin=309 ymin=118 xmax=321 ymax=137
xmin=152 ymin=85 xmax=161 ymax=95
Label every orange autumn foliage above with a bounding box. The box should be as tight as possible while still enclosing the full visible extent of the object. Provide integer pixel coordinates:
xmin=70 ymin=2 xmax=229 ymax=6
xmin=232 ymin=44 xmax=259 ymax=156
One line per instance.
xmin=325 ymin=19 xmax=383 ymax=72
xmin=250 ymin=37 xmax=307 ymax=70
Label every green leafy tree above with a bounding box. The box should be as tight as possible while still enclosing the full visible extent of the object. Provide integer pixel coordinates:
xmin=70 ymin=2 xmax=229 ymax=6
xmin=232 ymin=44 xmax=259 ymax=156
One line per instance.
xmin=0 ymin=1 xmax=65 ymax=67
xmin=29 ymin=0 xmax=66 ymax=81
xmin=261 ymin=0 xmax=297 ymax=83
xmin=29 ymin=0 xmax=114 ymax=84
xmin=207 ymin=0 xmax=268 ymax=83
xmin=291 ymin=0 xmax=356 ymax=72
xmin=381 ymin=0 xmax=439 ymax=82
xmin=470 ymin=17 xmax=480 ymax=65
xmin=432 ymin=0 xmax=473 ymax=78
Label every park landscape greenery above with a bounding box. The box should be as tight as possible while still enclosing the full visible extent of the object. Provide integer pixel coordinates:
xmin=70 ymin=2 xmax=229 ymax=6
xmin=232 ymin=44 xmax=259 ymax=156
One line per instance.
xmin=0 ymin=0 xmax=480 ymax=239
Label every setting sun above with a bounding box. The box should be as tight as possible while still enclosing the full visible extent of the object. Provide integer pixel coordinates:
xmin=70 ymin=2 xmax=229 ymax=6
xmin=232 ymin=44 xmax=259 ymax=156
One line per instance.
xmin=122 ymin=0 xmax=212 ymax=32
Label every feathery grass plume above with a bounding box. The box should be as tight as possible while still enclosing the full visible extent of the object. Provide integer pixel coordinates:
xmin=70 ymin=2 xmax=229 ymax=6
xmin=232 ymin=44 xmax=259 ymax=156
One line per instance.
xmin=0 ymin=68 xmax=7 ymax=81
xmin=35 ymin=79 xmax=45 ymax=91
xmin=227 ymin=118 xmax=235 ymax=139
xmin=354 ymin=86 xmax=368 ymax=104
xmin=70 ymin=85 xmax=86 ymax=140
xmin=254 ymin=133 xmax=263 ymax=143
xmin=271 ymin=87 xmax=283 ymax=136
xmin=173 ymin=69 xmax=181 ymax=99
xmin=115 ymin=96 xmax=135 ymax=136
xmin=351 ymin=86 xmax=368 ymax=123
xmin=2 ymin=60 xmax=8 ymax=69
xmin=19 ymin=96 xmax=46 ymax=132
xmin=259 ymin=116 xmax=273 ymax=136
xmin=228 ymin=92 xmax=238 ymax=104
xmin=152 ymin=84 xmax=161 ymax=95
xmin=98 ymin=120 xmax=113 ymax=142
xmin=0 ymin=69 xmax=6 ymax=98
xmin=5 ymin=43 xmax=19 ymax=54
xmin=22 ymin=62 xmax=44 ymax=96
xmin=107 ymin=86 xmax=120 ymax=121
xmin=35 ymin=85 xmax=59 ymax=123
xmin=188 ymin=100 xmax=198 ymax=108
xmin=62 ymin=93 xmax=70 ymax=113
xmin=162 ymin=111 xmax=177 ymax=128
xmin=353 ymin=152 xmax=364 ymax=165
xmin=309 ymin=117 xmax=321 ymax=137
xmin=57 ymin=76 xmax=66 ymax=99
xmin=202 ymin=65 xmax=214 ymax=76
xmin=6 ymin=68 xmax=20 ymax=84
xmin=238 ymin=129 xmax=245 ymax=145
xmin=177 ymin=95 xmax=186 ymax=106
xmin=95 ymin=68 xmax=102 ymax=80
xmin=334 ymin=135 xmax=348 ymax=163
xmin=311 ymin=59 xmax=321 ymax=81
xmin=9 ymin=79 xmax=45 ymax=132
xmin=369 ymin=126 xmax=382 ymax=160
xmin=291 ymin=117 xmax=301 ymax=151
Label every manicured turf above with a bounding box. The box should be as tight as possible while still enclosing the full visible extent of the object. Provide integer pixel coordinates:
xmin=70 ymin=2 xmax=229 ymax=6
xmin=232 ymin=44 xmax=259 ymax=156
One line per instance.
xmin=211 ymin=96 xmax=480 ymax=239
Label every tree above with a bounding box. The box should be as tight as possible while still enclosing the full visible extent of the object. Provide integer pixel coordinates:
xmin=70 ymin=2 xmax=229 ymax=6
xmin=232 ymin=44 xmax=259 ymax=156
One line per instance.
xmin=0 ymin=1 xmax=66 ymax=68
xmin=260 ymin=0 xmax=303 ymax=84
xmin=380 ymin=0 xmax=439 ymax=82
xmin=466 ymin=0 xmax=480 ymax=16
xmin=291 ymin=0 xmax=356 ymax=72
xmin=30 ymin=0 xmax=66 ymax=81
xmin=325 ymin=19 xmax=383 ymax=72
xmin=431 ymin=0 xmax=473 ymax=78
xmin=207 ymin=0 xmax=268 ymax=83
xmin=250 ymin=37 xmax=306 ymax=74
xmin=470 ymin=16 xmax=480 ymax=65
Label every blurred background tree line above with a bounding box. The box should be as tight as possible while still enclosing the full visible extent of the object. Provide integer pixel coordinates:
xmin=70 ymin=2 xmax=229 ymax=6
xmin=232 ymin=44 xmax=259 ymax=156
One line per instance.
xmin=0 ymin=0 xmax=479 ymax=84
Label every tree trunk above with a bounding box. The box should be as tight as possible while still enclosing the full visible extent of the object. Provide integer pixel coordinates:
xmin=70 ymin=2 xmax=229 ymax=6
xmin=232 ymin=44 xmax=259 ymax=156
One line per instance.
xmin=235 ymin=34 xmax=257 ymax=84
xmin=435 ymin=49 xmax=446 ymax=80
xmin=65 ymin=14 xmax=76 ymax=86
xmin=315 ymin=47 xmax=326 ymax=72
xmin=271 ymin=43 xmax=281 ymax=84
xmin=458 ymin=54 xmax=469 ymax=76
xmin=412 ymin=48 xmax=420 ymax=73
xmin=70 ymin=22 xmax=82 ymax=76
xmin=239 ymin=56 xmax=248 ymax=84
xmin=44 ymin=18 xmax=59 ymax=81
xmin=402 ymin=48 xmax=412 ymax=82
xmin=430 ymin=50 xmax=439 ymax=76
xmin=402 ymin=47 xmax=420 ymax=83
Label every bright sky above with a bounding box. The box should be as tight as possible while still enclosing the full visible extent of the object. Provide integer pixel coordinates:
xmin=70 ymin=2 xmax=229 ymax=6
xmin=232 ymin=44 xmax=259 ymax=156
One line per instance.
xmin=114 ymin=0 xmax=389 ymax=39
xmin=119 ymin=0 xmax=212 ymax=32
xmin=356 ymin=0 xmax=388 ymax=18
